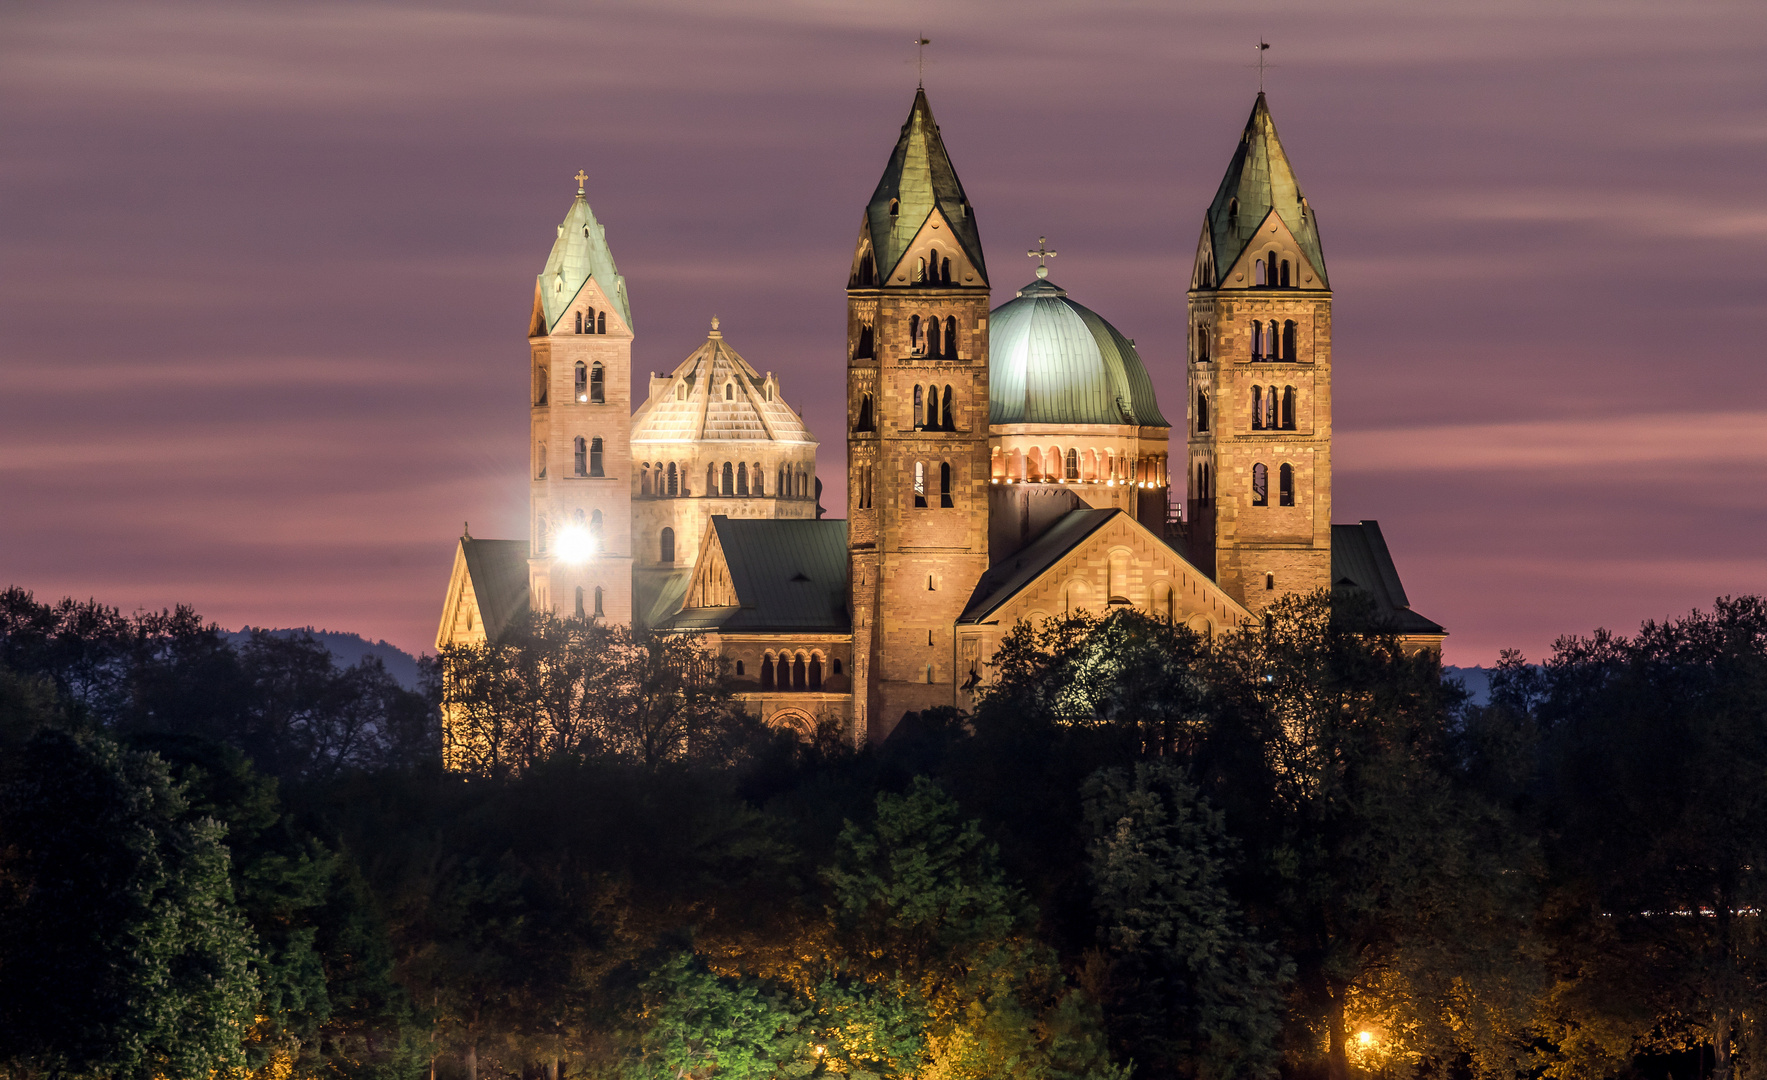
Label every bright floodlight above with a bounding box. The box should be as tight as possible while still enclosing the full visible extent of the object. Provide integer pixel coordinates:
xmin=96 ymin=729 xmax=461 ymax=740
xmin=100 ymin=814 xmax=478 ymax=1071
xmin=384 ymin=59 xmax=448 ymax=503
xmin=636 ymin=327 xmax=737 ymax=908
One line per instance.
xmin=556 ymin=525 xmax=596 ymax=564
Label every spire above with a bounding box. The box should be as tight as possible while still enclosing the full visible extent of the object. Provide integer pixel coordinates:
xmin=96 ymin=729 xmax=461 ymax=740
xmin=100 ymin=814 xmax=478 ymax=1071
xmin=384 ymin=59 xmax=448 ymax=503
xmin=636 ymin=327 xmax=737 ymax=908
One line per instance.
xmin=536 ymin=172 xmax=633 ymax=333
xmin=1204 ymin=93 xmax=1328 ymax=288
xmin=863 ymin=87 xmax=986 ymax=286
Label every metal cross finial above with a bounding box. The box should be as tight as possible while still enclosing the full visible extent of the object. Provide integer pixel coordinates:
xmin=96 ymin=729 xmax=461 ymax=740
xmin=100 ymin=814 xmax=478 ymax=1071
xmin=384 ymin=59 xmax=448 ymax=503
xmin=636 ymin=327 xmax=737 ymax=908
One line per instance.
xmin=914 ymin=35 xmax=930 ymax=87
xmin=1257 ymin=40 xmax=1271 ymax=92
xmin=1027 ymin=236 xmax=1057 ymax=279
xmin=574 ymin=169 xmax=588 ymax=194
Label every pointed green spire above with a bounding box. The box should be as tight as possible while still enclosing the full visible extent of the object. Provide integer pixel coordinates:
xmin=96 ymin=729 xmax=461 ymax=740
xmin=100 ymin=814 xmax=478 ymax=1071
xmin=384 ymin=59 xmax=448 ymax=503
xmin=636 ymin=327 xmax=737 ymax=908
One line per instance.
xmin=1205 ymin=93 xmax=1328 ymax=288
xmin=864 ymin=88 xmax=987 ymax=285
xmin=537 ymin=180 xmax=633 ymax=333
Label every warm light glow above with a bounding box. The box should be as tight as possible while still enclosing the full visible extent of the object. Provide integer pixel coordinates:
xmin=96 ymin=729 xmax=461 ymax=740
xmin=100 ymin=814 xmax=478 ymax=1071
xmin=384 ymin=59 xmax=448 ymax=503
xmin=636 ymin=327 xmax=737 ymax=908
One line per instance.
xmin=1357 ymin=1031 xmax=1375 ymax=1047
xmin=555 ymin=525 xmax=596 ymax=564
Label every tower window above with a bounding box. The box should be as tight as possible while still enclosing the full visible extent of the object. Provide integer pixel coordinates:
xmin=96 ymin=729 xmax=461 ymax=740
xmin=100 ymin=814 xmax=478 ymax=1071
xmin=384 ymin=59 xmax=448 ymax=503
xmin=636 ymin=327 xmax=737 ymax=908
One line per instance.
xmin=941 ymin=383 xmax=954 ymax=429
xmin=1266 ymin=385 xmax=1278 ymax=430
xmin=1266 ymin=573 xmax=1275 ymax=591
xmin=536 ymin=442 xmax=547 ymax=479
xmin=575 ymin=311 xmax=583 ymax=333
xmin=596 ymin=311 xmax=605 ymax=334
xmin=944 ymin=316 xmax=957 ymax=357
xmin=940 ymin=461 xmax=953 ymax=508
xmin=1251 ymin=386 xmax=1264 ymax=430
xmin=832 ymin=658 xmax=843 ymax=675
xmin=889 ymin=198 xmax=899 ymax=217
xmin=589 ymin=437 xmax=604 ymax=476
xmin=1252 ymin=321 xmax=1264 ymax=359
xmin=1283 ymin=320 xmax=1297 ymax=361
xmin=586 ymin=307 xmax=596 ymax=333
xmin=575 ymin=586 xmax=585 ymax=617
xmin=1227 ymin=197 xmax=1239 ymax=233
xmin=1255 ymin=258 xmax=1266 ymax=286
xmin=667 ymin=461 xmax=678 ymax=496
xmin=914 ymin=462 xmax=927 ymax=508
xmin=535 ymin=366 xmax=548 ymax=405
xmin=707 ymin=464 xmax=716 ymax=495
xmin=855 ymin=323 xmax=874 ymax=359
xmin=575 ymin=362 xmax=588 ymax=402
xmin=722 ymin=461 xmax=734 ymax=496
xmin=1282 ymin=386 xmax=1296 ymax=430
xmin=661 ymin=527 xmax=675 ymax=563
xmin=857 ymin=250 xmax=876 ymax=287
xmin=855 ymin=393 xmax=874 ymax=432
xmin=909 ymin=315 xmax=921 ymax=353
xmin=940 ymin=257 xmax=951 ymax=283
xmin=593 ymin=586 xmax=604 ymax=617
xmin=1196 ymin=322 xmax=1210 ymax=363
xmin=1270 ymin=321 xmax=1282 ymax=361
xmin=737 ymin=461 xmax=749 ymax=496
xmin=1197 ymin=390 xmax=1210 ymax=432
xmin=1252 ymin=463 xmax=1268 ymax=506
xmin=574 ymin=436 xmax=587 ymax=476
xmin=1280 ymin=259 xmax=1291 ymax=287
xmin=590 ymin=363 xmax=605 ymax=403
xmin=915 ymin=257 xmax=927 ymax=283
xmin=927 ymin=313 xmax=942 ymax=358
xmin=1279 ymin=463 xmax=1294 ymax=506
xmin=913 ymin=384 xmax=924 ymax=426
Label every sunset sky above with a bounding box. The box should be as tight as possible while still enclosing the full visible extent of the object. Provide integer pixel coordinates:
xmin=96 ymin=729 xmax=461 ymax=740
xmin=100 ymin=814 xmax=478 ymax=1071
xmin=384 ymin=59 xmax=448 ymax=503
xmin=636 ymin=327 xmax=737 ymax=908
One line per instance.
xmin=4 ymin=0 xmax=1764 ymax=666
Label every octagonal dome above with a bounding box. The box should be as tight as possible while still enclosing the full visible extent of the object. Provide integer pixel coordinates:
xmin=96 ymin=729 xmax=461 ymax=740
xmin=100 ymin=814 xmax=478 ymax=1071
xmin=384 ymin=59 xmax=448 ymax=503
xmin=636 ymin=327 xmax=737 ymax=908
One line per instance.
xmin=988 ymin=278 xmax=1168 ymax=428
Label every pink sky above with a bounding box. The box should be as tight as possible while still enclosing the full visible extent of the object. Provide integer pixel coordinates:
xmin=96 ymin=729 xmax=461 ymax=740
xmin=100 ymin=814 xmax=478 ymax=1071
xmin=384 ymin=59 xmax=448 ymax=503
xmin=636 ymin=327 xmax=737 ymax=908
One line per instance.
xmin=3 ymin=0 xmax=1764 ymax=666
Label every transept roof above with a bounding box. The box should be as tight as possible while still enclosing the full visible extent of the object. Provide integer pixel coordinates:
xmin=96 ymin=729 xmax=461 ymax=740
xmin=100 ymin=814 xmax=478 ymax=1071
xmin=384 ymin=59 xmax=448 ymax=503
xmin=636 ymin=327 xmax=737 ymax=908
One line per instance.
xmin=1205 ymin=93 xmax=1329 ymax=288
xmin=631 ymin=322 xmax=815 ymax=446
xmin=863 ymin=88 xmax=987 ymax=286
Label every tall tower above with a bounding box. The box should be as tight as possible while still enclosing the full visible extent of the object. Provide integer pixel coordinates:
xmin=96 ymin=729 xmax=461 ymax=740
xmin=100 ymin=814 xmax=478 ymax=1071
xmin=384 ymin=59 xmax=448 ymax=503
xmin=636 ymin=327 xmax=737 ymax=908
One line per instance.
xmin=1186 ymin=93 xmax=1332 ymax=613
xmin=527 ymin=173 xmax=635 ymax=624
xmin=847 ymin=88 xmax=991 ymax=742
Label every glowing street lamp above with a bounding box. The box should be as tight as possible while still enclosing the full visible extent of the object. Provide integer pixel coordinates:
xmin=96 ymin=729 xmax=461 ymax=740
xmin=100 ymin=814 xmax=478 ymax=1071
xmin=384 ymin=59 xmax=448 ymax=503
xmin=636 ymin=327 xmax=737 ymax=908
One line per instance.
xmin=555 ymin=525 xmax=597 ymax=564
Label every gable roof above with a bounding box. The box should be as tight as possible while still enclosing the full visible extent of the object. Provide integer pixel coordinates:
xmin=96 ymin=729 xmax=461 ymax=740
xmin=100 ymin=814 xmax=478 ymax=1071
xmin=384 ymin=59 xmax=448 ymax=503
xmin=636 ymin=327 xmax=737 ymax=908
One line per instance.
xmin=536 ymin=185 xmax=632 ymax=334
xmin=461 ymin=537 xmax=531 ymax=640
xmin=666 ymin=518 xmax=850 ymax=633
xmin=1205 ymin=93 xmax=1329 ymax=288
xmin=1331 ymin=521 xmax=1445 ymax=636
xmin=959 ymin=508 xmax=1118 ymax=623
xmin=863 ymin=87 xmax=987 ymax=285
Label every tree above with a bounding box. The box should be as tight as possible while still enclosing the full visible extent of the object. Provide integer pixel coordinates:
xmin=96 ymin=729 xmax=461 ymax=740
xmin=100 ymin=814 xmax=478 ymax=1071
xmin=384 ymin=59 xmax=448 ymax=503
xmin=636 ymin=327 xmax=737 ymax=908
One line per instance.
xmin=1082 ymin=760 xmax=1289 ymax=1080
xmin=0 ymin=729 xmax=259 ymax=1079
xmin=629 ymin=953 xmax=813 ymax=1080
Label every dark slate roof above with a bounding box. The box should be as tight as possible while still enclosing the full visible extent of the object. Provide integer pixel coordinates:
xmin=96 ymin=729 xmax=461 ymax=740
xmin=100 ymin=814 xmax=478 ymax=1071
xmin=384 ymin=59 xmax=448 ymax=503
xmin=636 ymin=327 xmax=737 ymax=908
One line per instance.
xmin=1205 ymin=93 xmax=1329 ymax=288
xmin=462 ymin=537 xmax=531 ymax=641
xmin=989 ymin=277 xmax=1168 ymax=427
xmin=864 ymin=87 xmax=987 ymax=286
xmin=1331 ymin=521 xmax=1445 ymax=636
xmin=959 ymin=508 xmax=1118 ymax=623
xmin=667 ymin=518 xmax=850 ymax=633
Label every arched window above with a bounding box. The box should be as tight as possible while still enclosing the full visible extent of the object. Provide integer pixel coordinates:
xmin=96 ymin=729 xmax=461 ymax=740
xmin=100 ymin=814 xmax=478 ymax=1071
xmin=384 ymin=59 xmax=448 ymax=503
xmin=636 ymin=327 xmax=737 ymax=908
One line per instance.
xmin=1266 ymin=573 xmax=1276 ymax=591
xmin=1196 ymin=322 xmax=1210 ymax=363
xmin=1255 ymin=258 xmax=1266 ymax=286
xmin=1251 ymin=386 xmax=1264 ymax=430
xmin=927 ymin=315 xmax=941 ymax=358
xmin=809 ymin=655 xmax=823 ymax=690
xmin=575 ymin=311 xmax=583 ymax=333
xmin=913 ymin=384 xmax=924 ymax=426
xmin=752 ymin=464 xmax=764 ymax=496
xmin=575 ymin=362 xmax=588 ymax=402
xmin=928 ymin=385 xmax=941 ymax=429
xmin=1252 ymin=321 xmax=1264 ymax=359
xmin=586 ymin=307 xmax=596 ymax=332
xmin=735 ymin=660 xmax=745 ymax=676
xmin=590 ymin=363 xmax=605 ymax=403
xmin=575 ymin=586 xmax=585 ymax=617
xmin=1065 ymin=448 xmax=1079 ymax=480
xmin=1266 ymin=386 xmax=1278 ymax=431
xmin=913 ymin=462 xmax=927 ymax=508
xmin=1279 ymin=463 xmax=1295 ymax=506
xmin=909 ymin=315 xmax=921 ymax=352
xmin=833 ymin=658 xmax=843 ymax=675
xmin=574 ymin=436 xmax=587 ymax=475
xmin=660 ymin=527 xmax=675 ymax=563
xmin=855 ymin=324 xmax=874 ymax=359
xmin=1280 ymin=259 xmax=1291 ymax=287
xmin=593 ymin=586 xmax=604 ymax=617
xmin=536 ymin=442 xmax=547 ymax=479
xmin=940 ymin=462 xmax=953 ymax=508
xmin=596 ymin=311 xmax=605 ymax=334
xmin=1282 ymin=386 xmax=1296 ymax=430
xmin=761 ymin=655 xmax=775 ymax=690
xmin=888 ymin=198 xmax=899 ymax=217
xmin=535 ymin=366 xmax=548 ymax=405
xmin=944 ymin=316 xmax=957 ymax=357
xmin=855 ymin=394 xmax=874 ymax=432
xmin=724 ymin=382 xmax=733 ymax=401
xmin=737 ymin=461 xmax=748 ymax=496
xmin=640 ymin=463 xmax=651 ymax=495
xmin=589 ymin=437 xmax=604 ymax=476
xmin=1283 ymin=320 xmax=1297 ymax=361
xmin=1197 ymin=390 xmax=1210 ymax=432
xmin=915 ymin=257 xmax=927 ymax=283
xmin=1252 ymin=462 xmax=1268 ymax=506
xmin=792 ymin=653 xmax=807 ymax=690
xmin=1270 ymin=321 xmax=1282 ymax=360
xmin=1227 ymin=197 xmax=1239 ymax=233
xmin=940 ymin=257 xmax=951 ymax=283
xmin=707 ymin=464 xmax=715 ymax=494
xmin=721 ymin=462 xmax=734 ymax=496
xmin=667 ymin=461 xmax=678 ymax=496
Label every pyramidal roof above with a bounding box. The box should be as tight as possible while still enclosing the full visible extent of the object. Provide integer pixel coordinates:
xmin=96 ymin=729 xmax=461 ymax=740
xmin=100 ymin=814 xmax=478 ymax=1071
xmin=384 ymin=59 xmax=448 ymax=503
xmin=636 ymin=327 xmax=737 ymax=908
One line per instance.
xmin=537 ymin=184 xmax=632 ymax=333
xmin=1205 ymin=93 xmax=1328 ymax=288
xmin=864 ymin=88 xmax=987 ymax=285
xmin=631 ymin=322 xmax=815 ymax=445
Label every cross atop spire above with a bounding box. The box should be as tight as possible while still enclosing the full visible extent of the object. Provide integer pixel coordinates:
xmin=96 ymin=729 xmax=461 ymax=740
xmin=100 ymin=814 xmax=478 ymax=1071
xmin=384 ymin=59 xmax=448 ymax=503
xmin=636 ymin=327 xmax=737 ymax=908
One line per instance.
xmin=574 ymin=169 xmax=588 ymax=194
xmin=1027 ymin=236 xmax=1057 ymax=279
xmin=913 ymin=35 xmax=930 ymax=87
xmin=1256 ymin=40 xmax=1271 ymax=92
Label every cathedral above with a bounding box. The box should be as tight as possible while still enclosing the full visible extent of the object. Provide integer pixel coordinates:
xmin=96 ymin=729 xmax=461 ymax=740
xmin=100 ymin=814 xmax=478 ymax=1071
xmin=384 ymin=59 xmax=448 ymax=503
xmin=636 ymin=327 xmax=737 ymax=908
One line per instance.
xmin=437 ymin=88 xmax=1445 ymax=744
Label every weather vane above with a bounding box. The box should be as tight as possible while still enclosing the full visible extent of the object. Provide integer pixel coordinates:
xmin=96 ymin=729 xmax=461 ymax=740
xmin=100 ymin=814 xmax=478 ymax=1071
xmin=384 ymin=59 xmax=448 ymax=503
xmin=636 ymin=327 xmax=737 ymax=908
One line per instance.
xmin=574 ymin=169 xmax=588 ymax=194
xmin=913 ymin=35 xmax=931 ymax=87
xmin=1027 ymin=236 xmax=1057 ymax=279
xmin=1256 ymin=40 xmax=1271 ymax=92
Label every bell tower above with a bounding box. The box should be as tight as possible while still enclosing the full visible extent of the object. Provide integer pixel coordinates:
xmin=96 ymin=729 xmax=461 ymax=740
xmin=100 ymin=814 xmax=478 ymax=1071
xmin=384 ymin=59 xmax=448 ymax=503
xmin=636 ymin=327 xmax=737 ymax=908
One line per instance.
xmin=528 ymin=172 xmax=635 ymax=624
xmin=847 ymin=88 xmax=992 ymax=743
xmin=1186 ymin=93 xmax=1333 ymax=612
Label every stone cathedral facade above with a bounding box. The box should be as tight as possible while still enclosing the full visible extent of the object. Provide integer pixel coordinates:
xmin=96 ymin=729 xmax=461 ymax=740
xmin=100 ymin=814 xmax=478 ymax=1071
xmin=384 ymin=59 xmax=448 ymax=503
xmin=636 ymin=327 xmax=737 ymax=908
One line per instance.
xmin=438 ymin=89 xmax=1445 ymax=745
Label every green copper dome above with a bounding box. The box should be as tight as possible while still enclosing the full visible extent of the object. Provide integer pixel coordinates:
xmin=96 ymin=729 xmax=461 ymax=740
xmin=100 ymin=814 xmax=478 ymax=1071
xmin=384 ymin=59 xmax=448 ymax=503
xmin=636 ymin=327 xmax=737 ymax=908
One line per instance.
xmin=988 ymin=278 xmax=1168 ymax=428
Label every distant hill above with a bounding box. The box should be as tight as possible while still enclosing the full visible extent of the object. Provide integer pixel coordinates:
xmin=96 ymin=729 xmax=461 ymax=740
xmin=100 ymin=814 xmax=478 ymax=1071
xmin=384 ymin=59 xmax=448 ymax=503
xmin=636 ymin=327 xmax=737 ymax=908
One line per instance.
xmin=1444 ymin=665 xmax=1491 ymax=706
xmin=226 ymin=627 xmax=424 ymax=691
